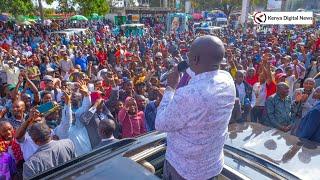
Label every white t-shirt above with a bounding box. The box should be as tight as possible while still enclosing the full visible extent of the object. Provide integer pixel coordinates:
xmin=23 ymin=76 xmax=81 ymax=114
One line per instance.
xmin=253 ymin=82 xmax=267 ymax=107
xmin=18 ymin=133 xmax=39 ymax=161
xmin=286 ymin=75 xmax=296 ymax=98
xmin=236 ymin=83 xmax=246 ymax=105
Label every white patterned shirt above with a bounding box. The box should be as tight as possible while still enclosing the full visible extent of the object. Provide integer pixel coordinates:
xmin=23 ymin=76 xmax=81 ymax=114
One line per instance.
xmin=0 ymin=62 xmax=20 ymax=85
xmin=155 ymin=70 xmax=236 ymax=179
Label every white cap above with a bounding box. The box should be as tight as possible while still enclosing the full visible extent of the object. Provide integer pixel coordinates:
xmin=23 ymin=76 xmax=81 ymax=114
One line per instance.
xmin=155 ymin=52 xmax=163 ymax=58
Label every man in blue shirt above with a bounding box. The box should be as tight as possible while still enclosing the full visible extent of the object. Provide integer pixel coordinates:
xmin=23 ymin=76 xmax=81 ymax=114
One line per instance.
xmin=296 ymin=102 xmax=320 ymax=143
xmin=75 ymin=52 xmax=88 ymax=72
xmin=144 ymin=88 xmax=163 ymax=131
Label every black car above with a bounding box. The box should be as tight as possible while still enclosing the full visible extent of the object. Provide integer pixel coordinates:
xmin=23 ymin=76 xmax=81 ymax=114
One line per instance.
xmin=33 ymin=123 xmax=320 ymax=180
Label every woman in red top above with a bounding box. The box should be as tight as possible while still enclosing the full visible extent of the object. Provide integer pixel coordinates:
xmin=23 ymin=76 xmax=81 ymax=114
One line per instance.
xmin=118 ymin=97 xmax=146 ymax=138
xmin=96 ymin=48 xmax=107 ymax=67
xmin=245 ymin=67 xmax=259 ymax=86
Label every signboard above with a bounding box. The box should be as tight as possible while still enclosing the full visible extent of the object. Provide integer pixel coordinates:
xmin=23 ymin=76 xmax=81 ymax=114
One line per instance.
xmin=114 ymin=16 xmax=127 ymax=25
xmin=176 ymin=0 xmax=181 ymax=9
xmin=132 ymin=15 xmax=140 ymax=22
xmin=112 ymin=0 xmax=124 ymax=7
xmin=185 ymin=0 xmax=191 ymax=13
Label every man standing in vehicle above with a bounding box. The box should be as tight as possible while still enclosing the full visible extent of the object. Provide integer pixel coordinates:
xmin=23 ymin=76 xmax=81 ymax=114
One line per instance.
xmin=155 ymin=35 xmax=236 ymax=179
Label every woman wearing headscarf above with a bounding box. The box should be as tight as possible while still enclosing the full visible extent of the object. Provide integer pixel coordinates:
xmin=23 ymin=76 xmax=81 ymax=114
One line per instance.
xmin=118 ymin=97 xmax=146 ymax=138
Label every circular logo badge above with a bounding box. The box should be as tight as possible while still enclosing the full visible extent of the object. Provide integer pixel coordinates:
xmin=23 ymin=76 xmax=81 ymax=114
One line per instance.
xmin=254 ymin=12 xmax=266 ymax=24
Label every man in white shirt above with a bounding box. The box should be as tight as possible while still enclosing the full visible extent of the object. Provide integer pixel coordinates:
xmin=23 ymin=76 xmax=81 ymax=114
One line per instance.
xmin=155 ymin=35 xmax=236 ymax=179
xmin=285 ymin=66 xmax=298 ymax=98
xmin=0 ymin=60 xmax=20 ymax=85
xmin=59 ymin=51 xmax=73 ymax=76
xmin=234 ymin=70 xmax=256 ymax=122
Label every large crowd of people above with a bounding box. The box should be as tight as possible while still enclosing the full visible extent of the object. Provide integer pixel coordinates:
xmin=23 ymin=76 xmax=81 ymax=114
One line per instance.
xmin=0 ymin=16 xmax=320 ymax=179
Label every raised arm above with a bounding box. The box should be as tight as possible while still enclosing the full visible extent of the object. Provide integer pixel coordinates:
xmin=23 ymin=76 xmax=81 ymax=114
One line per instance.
xmin=314 ymin=72 xmax=320 ymax=79
xmin=13 ymin=74 xmax=24 ymax=101
xmin=80 ymin=98 xmax=102 ymax=125
xmin=293 ymin=64 xmax=299 ymax=79
xmin=15 ymin=108 xmax=40 ymax=141
xmin=75 ymin=80 xmax=91 ymax=118
xmin=263 ymin=61 xmax=274 ymax=84
xmin=104 ymin=76 xmax=119 ymax=109
xmin=24 ymin=74 xmax=40 ymax=104
xmin=0 ymin=58 xmax=9 ymax=71
xmin=54 ymin=90 xmax=72 ymax=139
xmin=87 ymin=61 xmax=92 ymax=78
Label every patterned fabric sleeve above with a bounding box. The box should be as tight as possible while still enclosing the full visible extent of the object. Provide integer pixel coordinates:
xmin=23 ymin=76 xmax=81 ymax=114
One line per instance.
xmin=155 ymin=87 xmax=197 ymax=132
xmin=54 ymin=104 xmax=72 ymax=139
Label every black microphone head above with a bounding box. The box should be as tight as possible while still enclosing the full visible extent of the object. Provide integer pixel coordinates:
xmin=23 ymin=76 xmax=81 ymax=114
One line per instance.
xmin=177 ymin=61 xmax=189 ymax=73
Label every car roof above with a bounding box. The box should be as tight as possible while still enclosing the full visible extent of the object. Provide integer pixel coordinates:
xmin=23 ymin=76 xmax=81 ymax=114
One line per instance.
xmin=226 ymin=122 xmax=320 ymax=180
xmin=62 ymin=156 xmax=158 ymax=180
xmin=32 ymin=132 xmax=165 ymax=179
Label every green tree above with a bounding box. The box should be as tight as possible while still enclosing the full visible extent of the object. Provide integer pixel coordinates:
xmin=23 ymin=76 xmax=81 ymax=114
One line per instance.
xmin=77 ymin=0 xmax=110 ymax=16
xmin=56 ymin=0 xmax=76 ymax=13
xmin=43 ymin=8 xmax=56 ymax=17
xmin=0 ymin=0 xmax=34 ymax=17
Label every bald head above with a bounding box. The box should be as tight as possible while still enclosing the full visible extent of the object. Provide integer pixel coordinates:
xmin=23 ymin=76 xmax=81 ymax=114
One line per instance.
xmin=277 ymin=82 xmax=289 ymax=90
xmin=12 ymin=100 xmax=26 ymax=120
xmin=0 ymin=121 xmax=13 ymax=141
xmin=99 ymin=120 xmax=116 ymax=139
xmin=277 ymin=82 xmax=289 ymax=98
xmin=189 ymin=35 xmax=225 ymax=74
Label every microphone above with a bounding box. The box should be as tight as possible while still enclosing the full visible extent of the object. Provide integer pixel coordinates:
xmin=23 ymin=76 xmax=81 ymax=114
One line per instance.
xmin=160 ymin=61 xmax=189 ymax=85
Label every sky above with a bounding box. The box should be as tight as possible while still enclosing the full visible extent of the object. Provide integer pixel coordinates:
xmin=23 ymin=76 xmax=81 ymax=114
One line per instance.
xmin=32 ymin=0 xmax=59 ymax=9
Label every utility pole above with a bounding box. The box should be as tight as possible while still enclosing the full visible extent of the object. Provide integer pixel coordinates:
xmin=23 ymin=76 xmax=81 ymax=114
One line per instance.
xmin=281 ymin=0 xmax=287 ymax=11
xmin=185 ymin=0 xmax=191 ymax=13
xmin=38 ymin=0 xmax=44 ymax=24
xmin=240 ymin=0 xmax=250 ymax=27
